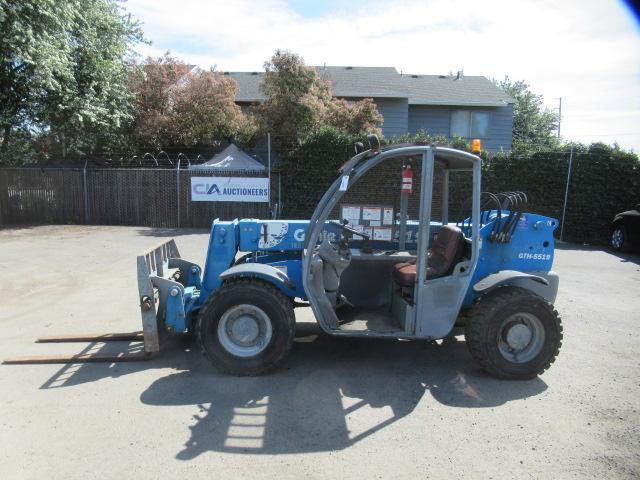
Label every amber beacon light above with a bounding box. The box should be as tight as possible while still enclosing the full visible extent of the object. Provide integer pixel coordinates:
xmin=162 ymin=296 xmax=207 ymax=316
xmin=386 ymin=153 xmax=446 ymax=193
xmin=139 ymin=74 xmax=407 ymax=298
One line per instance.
xmin=471 ymin=139 xmax=482 ymax=154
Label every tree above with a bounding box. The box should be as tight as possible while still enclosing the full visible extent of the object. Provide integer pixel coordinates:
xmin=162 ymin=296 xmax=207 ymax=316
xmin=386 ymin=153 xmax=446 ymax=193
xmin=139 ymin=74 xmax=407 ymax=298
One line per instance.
xmin=256 ymin=50 xmax=332 ymax=150
xmin=256 ymin=50 xmax=382 ymax=151
xmin=128 ymin=54 xmax=193 ymax=149
xmin=0 ymin=0 xmax=144 ymax=162
xmin=130 ymin=53 xmax=256 ymax=149
xmin=325 ymin=98 xmax=382 ymax=137
xmin=0 ymin=0 xmax=72 ymax=157
xmin=497 ymin=77 xmax=559 ymax=151
xmin=169 ymin=66 xmax=256 ymax=146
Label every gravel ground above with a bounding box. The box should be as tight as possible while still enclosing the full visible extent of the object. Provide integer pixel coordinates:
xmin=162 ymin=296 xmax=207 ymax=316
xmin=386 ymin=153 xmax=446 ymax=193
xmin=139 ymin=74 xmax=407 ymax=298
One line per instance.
xmin=0 ymin=225 xmax=638 ymax=479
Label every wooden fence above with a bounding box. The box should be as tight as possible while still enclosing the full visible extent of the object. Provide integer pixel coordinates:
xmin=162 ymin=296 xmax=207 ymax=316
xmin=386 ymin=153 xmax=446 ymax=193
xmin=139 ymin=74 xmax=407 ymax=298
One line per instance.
xmin=0 ymin=167 xmax=276 ymax=228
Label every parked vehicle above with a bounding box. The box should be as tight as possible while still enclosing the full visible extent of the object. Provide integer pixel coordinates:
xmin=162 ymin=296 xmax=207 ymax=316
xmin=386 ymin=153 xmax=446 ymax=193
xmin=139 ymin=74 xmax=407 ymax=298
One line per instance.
xmin=611 ymin=204 xmax=640 ymax=252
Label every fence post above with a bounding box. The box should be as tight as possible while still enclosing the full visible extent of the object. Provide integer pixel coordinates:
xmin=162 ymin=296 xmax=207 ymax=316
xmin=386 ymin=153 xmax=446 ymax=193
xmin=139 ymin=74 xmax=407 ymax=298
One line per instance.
xmin=267 ymin=132 xmax=272 ymax=218
xmin=176 ymin=158 xmax=181 ymax=228
xmin=0 ymin=170 xmax=4 ymax=226
xmin=83 ymin=160 xmax=89 ymax=224
xmin=560 ymin=146 xmax=574 ymax=241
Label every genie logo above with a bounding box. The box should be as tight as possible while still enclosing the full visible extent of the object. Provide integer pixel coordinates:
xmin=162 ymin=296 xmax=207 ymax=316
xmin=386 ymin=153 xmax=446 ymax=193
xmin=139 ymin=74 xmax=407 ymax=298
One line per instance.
xmin=294 ymin=229 xmax=306 ymax=242
xmin=191 ymin=177 xmax=269 ymax=203
xmin=293 ymin=229 xmax=337 ymax=244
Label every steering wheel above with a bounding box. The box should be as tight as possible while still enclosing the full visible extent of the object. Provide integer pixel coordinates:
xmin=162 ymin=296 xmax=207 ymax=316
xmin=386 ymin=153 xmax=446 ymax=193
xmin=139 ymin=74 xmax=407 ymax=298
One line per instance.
xmin=330 ymin=220 xmax=370 ymax=240
xmin=329 ymin=220 xmax=373 ymax=253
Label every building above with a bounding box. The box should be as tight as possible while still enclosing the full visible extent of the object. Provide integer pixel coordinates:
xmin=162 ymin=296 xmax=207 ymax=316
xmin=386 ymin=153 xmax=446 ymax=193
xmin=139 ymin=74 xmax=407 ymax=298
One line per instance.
xmin=225 ymin=66 xmax=515 ymax=152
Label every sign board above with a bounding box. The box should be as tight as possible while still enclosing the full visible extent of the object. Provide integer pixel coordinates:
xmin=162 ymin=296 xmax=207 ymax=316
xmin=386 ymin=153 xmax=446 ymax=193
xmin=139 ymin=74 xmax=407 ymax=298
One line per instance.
xmin=191 ymin=177 xmax=269 ymax=202
xmin=340 ymin=204 xmax=394 ymax=227
xmin=340 ymin=203 xmax=395 ymax=242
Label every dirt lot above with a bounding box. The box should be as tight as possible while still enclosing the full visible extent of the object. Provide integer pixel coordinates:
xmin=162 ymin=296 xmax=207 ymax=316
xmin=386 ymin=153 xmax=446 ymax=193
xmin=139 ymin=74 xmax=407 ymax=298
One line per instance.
xmin=0 ymin=225 xmax=639 ymax=479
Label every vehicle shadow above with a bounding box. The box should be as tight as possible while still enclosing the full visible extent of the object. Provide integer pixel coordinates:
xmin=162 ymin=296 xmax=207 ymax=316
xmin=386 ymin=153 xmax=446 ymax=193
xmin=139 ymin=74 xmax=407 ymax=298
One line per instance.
xmin=555 ymin=241 xmax=640 ymax=265
xmin=148 ymin=324 xmax=546 ymax=458
xmin=38 ymin=323 xmax=547 ymax=458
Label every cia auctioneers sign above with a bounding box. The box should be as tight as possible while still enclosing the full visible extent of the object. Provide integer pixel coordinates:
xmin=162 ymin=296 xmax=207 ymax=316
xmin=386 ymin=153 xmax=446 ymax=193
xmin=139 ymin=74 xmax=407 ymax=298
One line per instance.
xmin=191 ymin=177 xmax=269 ymax=202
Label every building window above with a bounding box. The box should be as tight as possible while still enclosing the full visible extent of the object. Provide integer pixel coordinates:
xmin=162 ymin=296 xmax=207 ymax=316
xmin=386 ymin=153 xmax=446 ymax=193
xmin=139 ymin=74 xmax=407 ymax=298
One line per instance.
xmin=450 ymin=110 xmax=490 ymax=138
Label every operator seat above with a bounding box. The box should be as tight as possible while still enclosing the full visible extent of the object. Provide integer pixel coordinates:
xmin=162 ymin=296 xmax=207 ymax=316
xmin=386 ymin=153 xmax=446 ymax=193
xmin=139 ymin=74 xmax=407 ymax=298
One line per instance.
xmin=392 ymin=225 xmax=465 ymax=287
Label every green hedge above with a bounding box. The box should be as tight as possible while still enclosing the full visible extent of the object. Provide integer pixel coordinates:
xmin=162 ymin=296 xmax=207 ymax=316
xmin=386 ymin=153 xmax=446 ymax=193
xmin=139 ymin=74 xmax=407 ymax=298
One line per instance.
xmin=279 ymin=131 xmax=640 ymax=245
xmin=279 ymin=128 xmax=366 ymax=219
xmin=482 ymin=144 xmax=640 ymax=244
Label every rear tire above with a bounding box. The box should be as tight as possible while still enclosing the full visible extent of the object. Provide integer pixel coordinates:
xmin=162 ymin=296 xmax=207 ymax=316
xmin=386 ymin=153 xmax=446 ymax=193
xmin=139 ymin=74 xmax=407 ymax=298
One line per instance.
xmin=197 ymin=279 xmax=295 ymax=375
xmin=465 ymin=287 xmax=562 ymax=380
xmin=611 ymin=224 xmax=629 ymax=252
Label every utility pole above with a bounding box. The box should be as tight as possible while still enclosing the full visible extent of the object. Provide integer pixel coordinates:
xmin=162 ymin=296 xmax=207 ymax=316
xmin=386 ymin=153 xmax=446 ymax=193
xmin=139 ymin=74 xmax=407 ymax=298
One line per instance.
xmin=557 ymin=97 xmax=562 ymax=138
xmin=267 ymin=132 xmax=271 ymax=218
xmin=560 ymin=145 xmax=574 ymax=242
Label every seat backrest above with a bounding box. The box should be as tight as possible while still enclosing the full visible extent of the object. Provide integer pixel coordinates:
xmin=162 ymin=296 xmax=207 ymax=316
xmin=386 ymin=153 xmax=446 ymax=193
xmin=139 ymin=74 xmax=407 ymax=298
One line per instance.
xmin=427 ymin=225 xmax=465 ymax=278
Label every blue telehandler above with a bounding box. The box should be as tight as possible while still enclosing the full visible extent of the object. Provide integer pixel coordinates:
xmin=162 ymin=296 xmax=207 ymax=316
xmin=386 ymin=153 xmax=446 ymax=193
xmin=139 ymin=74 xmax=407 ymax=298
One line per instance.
xmin=134 ymin=136 xmax=562 ymax=379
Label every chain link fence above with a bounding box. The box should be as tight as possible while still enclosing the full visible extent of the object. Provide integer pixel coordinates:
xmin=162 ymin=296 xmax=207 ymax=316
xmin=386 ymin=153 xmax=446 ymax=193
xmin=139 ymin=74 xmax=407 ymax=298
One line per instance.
xmin=0 ymin=166 xmax=276 ymax=228
xmin=1 ymin=137 xmax=638 ymax=246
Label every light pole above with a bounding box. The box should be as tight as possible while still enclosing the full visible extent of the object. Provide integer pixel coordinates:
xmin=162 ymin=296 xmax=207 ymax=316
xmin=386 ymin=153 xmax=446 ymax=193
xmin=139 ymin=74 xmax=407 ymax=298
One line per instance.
xmin=557 ymin=97 xmax=562 ymax=139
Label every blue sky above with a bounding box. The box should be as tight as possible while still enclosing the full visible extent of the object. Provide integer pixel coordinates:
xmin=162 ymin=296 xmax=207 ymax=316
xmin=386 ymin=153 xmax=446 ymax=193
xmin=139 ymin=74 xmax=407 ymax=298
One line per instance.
xmin=125 ymin=0 xmax=640 ymax=151
xmin=287 ymin=0 xmax=351 ymax=18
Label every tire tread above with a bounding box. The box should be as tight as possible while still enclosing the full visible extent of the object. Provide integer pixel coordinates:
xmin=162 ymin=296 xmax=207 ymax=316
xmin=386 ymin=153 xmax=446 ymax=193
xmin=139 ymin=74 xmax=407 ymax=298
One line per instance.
xmin=465 ymin=287 xmax=563 ymax=379
xmin=196 ymin=278 xmax=295 ymax=375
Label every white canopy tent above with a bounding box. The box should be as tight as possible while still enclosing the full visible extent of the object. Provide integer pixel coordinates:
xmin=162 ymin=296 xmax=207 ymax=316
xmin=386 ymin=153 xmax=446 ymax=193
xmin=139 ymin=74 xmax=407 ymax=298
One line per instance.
xmin=188 ymin=143 xmax=266 ymax=171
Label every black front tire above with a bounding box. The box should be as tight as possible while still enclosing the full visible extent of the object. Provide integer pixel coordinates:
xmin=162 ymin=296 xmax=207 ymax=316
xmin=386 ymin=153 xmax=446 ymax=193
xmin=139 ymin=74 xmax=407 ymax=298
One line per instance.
xmin=465 ymin=287 xmax=563 ymax=380
xmin=197 ymin=279 xmax=295 ymax=375
xmin=611 ymin=224 xmax=629 ymax=252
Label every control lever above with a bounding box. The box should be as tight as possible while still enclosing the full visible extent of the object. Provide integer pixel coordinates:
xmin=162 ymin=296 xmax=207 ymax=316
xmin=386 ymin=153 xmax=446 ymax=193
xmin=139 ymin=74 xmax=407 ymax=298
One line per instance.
xmin=332 ymin=219 xmax=372 ymax=253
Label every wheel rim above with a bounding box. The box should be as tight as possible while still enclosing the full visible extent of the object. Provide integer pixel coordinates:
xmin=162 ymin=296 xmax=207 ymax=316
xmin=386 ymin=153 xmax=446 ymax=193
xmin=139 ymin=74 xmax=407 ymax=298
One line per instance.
xmin=217 ymin=304 xmax=273 ymax=357
xmin=611 ymin=228 xmax=624 ymax=249
xmin=497 ymin=312 xmax=545 ymax=363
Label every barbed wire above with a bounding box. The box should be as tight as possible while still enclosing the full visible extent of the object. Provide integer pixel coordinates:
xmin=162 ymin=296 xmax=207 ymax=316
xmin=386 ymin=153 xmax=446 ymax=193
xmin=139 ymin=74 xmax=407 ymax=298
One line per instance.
xmin=2 ymin=131 xmax=637 ymax=169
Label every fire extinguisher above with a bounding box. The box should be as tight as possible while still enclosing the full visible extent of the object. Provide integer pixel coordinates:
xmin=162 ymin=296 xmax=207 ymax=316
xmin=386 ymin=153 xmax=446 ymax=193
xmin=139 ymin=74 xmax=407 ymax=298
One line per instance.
xmin=402 ymin=164 xmax=413 ymax=194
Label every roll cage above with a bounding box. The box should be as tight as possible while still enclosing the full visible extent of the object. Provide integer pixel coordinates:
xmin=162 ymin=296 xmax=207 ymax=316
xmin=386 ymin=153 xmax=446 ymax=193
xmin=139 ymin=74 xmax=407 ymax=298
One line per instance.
xmin=302 ymin=144 xmax=482 ymax=339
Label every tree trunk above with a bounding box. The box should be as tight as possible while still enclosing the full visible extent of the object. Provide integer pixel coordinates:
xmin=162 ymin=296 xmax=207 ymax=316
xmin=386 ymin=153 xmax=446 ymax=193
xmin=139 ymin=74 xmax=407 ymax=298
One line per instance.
xmin=1 ymin=124 xmax=11 ymax=155
xmin=60 ymin=131 xmax=66 ymax=161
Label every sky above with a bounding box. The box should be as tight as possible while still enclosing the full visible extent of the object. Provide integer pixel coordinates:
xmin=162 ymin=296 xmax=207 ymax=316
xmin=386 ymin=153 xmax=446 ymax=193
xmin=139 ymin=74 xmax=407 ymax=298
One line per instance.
xmin=124 ymin=0 xmax=640 ymax=151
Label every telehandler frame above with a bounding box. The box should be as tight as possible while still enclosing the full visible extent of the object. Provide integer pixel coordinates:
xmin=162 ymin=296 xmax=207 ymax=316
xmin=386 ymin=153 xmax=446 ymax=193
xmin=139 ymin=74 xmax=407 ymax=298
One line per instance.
xmin=4 ymin=137 xmax=562 ymax=379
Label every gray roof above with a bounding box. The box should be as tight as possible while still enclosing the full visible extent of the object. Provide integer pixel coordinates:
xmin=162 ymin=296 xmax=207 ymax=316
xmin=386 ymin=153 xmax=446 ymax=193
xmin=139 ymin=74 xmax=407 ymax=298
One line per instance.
xmin=317 ymin=66 xmax=407 ymax=98
xmin=226 ymin=67 xmax=406 ymax=102
xmin=226 ymin=72 xmax=266 ymax=102
xmin=225 ymin=66 xmax=514 ymax=106
xmin=403 ymin=74 xmax=514 ymax=106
